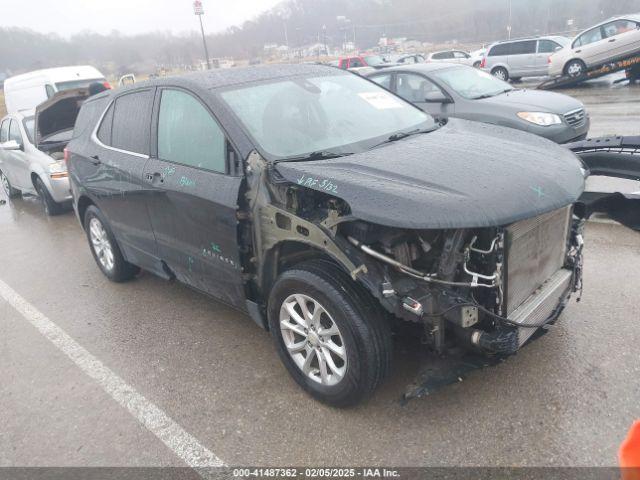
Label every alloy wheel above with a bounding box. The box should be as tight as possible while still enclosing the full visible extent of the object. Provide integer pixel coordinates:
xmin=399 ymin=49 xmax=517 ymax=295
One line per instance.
xmin=89 ymin=217 xmax=115 ymax=272
xmin=279 ymin=293 xmax=347 ymax=386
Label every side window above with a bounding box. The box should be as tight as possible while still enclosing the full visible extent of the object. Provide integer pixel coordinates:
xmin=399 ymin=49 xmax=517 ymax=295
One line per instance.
xmin=111 ymin=90 xmax=153 ymax=155
xmin=510 ymin=40 xmax=537 ymax=55
xmin=350 ymin=58 xmax=364 ymax=68
xmin=396 ymin=74 xmax=441 ymax=103
xmin=603 ymin=20 xmax=638 ymax=38
xmin=575 ymin=28 xmax=603 ymax=47
xmin=370 ymin=74 xmax=392 ymax=90
xmin=538 ymin=40 xmax=560 ymax=53
xmin=0 ymin=119 xmax=9 ymax=143
xmin=489 ymin=44 xmax=511 ymax=56
xmin=8 ymin=120 xmax=23 ymax=144
xmin=432 ymin=52 xmax=453 ymax=60
xmin=97 ymin=102 xmax=114 ymax=144
xmin=157 ymin=89 xmax=226 ymax=173
xmin=454 ymin=51 xmax=470 ymax=59
xmin=45 ymin=84 xmax=56 ymax=99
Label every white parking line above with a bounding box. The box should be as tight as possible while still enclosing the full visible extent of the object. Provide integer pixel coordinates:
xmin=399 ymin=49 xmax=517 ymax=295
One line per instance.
xmin=0 ymin=277 xmax=225 ymax=469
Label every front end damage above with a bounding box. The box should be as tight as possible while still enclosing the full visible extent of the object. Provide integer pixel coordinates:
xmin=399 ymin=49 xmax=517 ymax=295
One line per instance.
xmin=240 ymin=144 xmax=592 ymax=401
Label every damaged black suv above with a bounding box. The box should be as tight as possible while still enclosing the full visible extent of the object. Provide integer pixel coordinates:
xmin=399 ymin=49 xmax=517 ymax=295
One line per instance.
xmin=67 ymin=64 xmax=610 ymax=406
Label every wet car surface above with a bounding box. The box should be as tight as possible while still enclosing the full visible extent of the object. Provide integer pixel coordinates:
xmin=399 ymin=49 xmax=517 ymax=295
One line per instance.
xmin=1 ymin=74 xmax=639 ymax=467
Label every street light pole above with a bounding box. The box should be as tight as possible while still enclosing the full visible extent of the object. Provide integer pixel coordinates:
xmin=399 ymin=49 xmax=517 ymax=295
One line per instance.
xmin=507 ymin=0 xmax=512 ymax=39
xmin=193 ymin=0 xmax=211 ymax=70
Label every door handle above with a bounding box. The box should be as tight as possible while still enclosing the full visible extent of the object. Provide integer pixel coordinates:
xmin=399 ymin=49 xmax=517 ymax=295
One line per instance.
xmin=609 ymin=38 xmax=616 ymax=42
xmin=145 ymin=172 xmax=163 ymax=183
xmin=90 ymin=155 xmax=101 ymax=166
xmin=575 ymin=49 xmax=582 ymax=53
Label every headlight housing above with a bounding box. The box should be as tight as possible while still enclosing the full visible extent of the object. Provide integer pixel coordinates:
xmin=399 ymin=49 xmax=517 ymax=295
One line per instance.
xmin=49 ymin=160 xmax=68 ymax=178
xmin=517 ymin=112 xmax=562 ymax=127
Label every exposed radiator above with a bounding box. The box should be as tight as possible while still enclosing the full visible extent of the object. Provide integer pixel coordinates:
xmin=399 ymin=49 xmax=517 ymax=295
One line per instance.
xmin=505 ymin=206 xmax=572 ymax=316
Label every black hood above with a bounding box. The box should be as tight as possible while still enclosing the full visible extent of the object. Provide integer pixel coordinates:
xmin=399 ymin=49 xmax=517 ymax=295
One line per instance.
xmin=35 ymin=88 xmax=90 ymax=147
xmin=275 ymin=119 xmax=586 ymax=229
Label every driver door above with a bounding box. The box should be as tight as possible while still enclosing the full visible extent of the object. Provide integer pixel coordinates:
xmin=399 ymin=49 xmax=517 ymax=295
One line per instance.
xmin=4 ymin=119 xmax=31 ymax=190
xmin=395 ymin=73 xmax=454 ymax=120
xmin=144 ymin=87 xmax=246 ymax=309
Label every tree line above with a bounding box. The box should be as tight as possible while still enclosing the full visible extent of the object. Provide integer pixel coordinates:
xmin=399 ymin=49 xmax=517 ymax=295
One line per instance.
xmin=1 ymin=0 xmax=639 ymax=76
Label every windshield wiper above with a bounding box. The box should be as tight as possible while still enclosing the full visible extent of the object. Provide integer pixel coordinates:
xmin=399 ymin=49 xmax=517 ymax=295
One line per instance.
xmin=370 ymin=127 xmax=433 ymax=150
xmin=472 ymin=88 xmax=514 ymax=100
xmin=277 ymin=150 xmax=354 ymax=163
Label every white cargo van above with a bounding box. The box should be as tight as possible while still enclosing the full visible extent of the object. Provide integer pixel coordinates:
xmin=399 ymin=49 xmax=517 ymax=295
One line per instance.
xmin=3 ymin=66 xmax=108 ymax=114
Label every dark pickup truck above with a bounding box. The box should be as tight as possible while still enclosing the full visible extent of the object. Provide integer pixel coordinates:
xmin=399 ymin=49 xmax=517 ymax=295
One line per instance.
xmin=66 ymin=64 xmax=639 ymax=406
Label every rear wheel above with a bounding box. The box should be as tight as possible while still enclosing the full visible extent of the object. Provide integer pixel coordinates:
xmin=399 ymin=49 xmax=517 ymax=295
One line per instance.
xmin=268 ymin=260 xmax=392 ymax=407
xmin=473 ymin=61 xmax=482 ymax=69
xmin=565 ymin=59 xmax=586 ymax=78
xmin=0 ymin=170 xmax=20 ymax=198
xmin=34 ymin=176 xmax=64 ymax=216
xmin=84 ymin=205 xmax=140 ymax=282
xmin=491 ymin=66 xmax=509 ymax=82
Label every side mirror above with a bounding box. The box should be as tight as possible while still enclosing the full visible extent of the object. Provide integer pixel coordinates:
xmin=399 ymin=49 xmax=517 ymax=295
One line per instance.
xmin=1 ymin=140 xmax=22 ymax=151
xmin=424 ymin=91 xmax=451 ymax=103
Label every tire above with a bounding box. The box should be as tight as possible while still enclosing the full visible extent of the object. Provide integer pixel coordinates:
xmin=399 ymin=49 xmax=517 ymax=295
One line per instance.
xmin=491 ymin=66 xmax=509 ymax=82
xmin=0 ymin=169 xmax=20 ymax=198
xmin=84 ymin=205 xmax=140 ymax=282
xmin=267 ymin=259 xmax=392 ymax=407
xmin=565 ymin=59 xmax=586 ymax=78
xmin=473 ymin=61 xmax=481 ymax=69
xmin=34 ymin=176 xmax=64 ymax=216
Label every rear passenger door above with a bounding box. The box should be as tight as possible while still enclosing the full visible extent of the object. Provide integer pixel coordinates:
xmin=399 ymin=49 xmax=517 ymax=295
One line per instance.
xmin=507 ymin=40 xmax=538 ymax=77
xmin=84 ymin=89 xmax=160 ymax=272
xmin=144 ymin=87 xmax=246 ymax=309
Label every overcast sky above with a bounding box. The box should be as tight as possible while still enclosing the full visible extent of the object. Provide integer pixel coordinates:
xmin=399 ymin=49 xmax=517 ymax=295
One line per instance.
xmin=1 ymin=0 xmax=283 ymax=36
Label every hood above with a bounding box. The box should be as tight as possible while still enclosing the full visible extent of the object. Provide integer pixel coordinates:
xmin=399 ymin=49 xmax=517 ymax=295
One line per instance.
xmin=478 ymin=89 xmax=583 ymax=114
xmin=275 ymin=119 xmax=586 ymax=229
xmin=35 ymin=88 xmax=90 ymax=147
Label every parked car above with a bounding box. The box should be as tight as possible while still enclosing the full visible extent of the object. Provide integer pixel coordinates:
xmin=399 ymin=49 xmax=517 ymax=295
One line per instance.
xmin=3 ymin=66 xmax=108 ymax=115
xmin=470 ymin=48 xmax=487 ymax=68
xmin=482 ymin=36 xmax=570 ymax=81
xmin=67 ymin=64 xmax=591 ymax=406
xmin=368 ymin=63 xmax=589 ymax=143
xmin=337 ymin=55 xmax=395 ymax=69
xmin=0 ymin=88 xmax=88 ymax=214
xmin=549 ymin=14 xmax=640 ymax=78
xmin=426 ymin=50 xmax=474 ymax=65
xmin=386 ymin=53 xmax=426 ymax=64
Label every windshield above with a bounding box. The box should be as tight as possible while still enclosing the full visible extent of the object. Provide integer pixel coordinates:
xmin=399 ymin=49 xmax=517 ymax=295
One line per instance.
xmin=22 ymin=117 xmax=35 ymax=144
xmin=55 ymin=78 xmax=105 ymax=92
xmin=431 ymin=66 xmax=514 ymax=100
xmin=363 ymin=55 xmax=386 ymax=66
xmin=220 ymin=73 xmax=435 ymax=160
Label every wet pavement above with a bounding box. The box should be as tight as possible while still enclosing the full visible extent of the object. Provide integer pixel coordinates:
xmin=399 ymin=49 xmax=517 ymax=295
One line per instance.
xmin=1 ymin=76 xmax=640 ymax=469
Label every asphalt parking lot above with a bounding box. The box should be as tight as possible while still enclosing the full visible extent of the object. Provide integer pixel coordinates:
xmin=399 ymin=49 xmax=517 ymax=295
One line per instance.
xmin=1 ymin=76 xmax=639 ymax=469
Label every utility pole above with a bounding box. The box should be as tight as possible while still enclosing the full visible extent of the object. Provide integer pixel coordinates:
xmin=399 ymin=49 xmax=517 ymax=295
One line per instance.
xmin=193 ymin=0 xmax=211 ymax=70
xmin=507 ymin=0 xmax=513 ymax=39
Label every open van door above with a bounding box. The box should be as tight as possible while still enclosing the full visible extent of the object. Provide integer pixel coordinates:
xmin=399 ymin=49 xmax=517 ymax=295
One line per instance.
xmin=568 ymin=136 xmax=640 ymax=231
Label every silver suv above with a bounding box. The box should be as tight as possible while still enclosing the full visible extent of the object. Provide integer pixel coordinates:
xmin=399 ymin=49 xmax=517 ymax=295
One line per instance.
xmin=483 ymin=36 xmax=570 ymax=81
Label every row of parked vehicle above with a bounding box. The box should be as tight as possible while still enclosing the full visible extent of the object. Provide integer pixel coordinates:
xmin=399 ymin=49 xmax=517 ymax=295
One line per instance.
xmin=337 ymin=13 xmax=640 ymax=84
xmin=0 ymin=47 xmax=637 ymax=407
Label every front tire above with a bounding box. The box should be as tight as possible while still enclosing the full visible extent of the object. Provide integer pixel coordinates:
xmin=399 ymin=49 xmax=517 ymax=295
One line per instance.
xmin=84 ymin=205 xmax=140 ymax=282
xmin=565 ymin=59 xmax=586 ymax=78
xmin=268 ymin=260 xmax=392 ymax=407
xmin=492 ymin=66 xmax=509 ymax=82
xmin=0 ymin=170 xmax=20 ymax=198
xmin=34 ymin=176 xmax=64 ymax=216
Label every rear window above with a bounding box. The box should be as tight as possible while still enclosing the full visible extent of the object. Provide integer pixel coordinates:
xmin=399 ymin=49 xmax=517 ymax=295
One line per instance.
xmin=488 ymin=43 xmax=511 ymax=57
xmin=55 ymin=78 xmax=105 ymax=92
xmin=510 ymin=40 xmax=537 ymax=55
xmin=109 ymin=90 xmax=153 ymax=155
